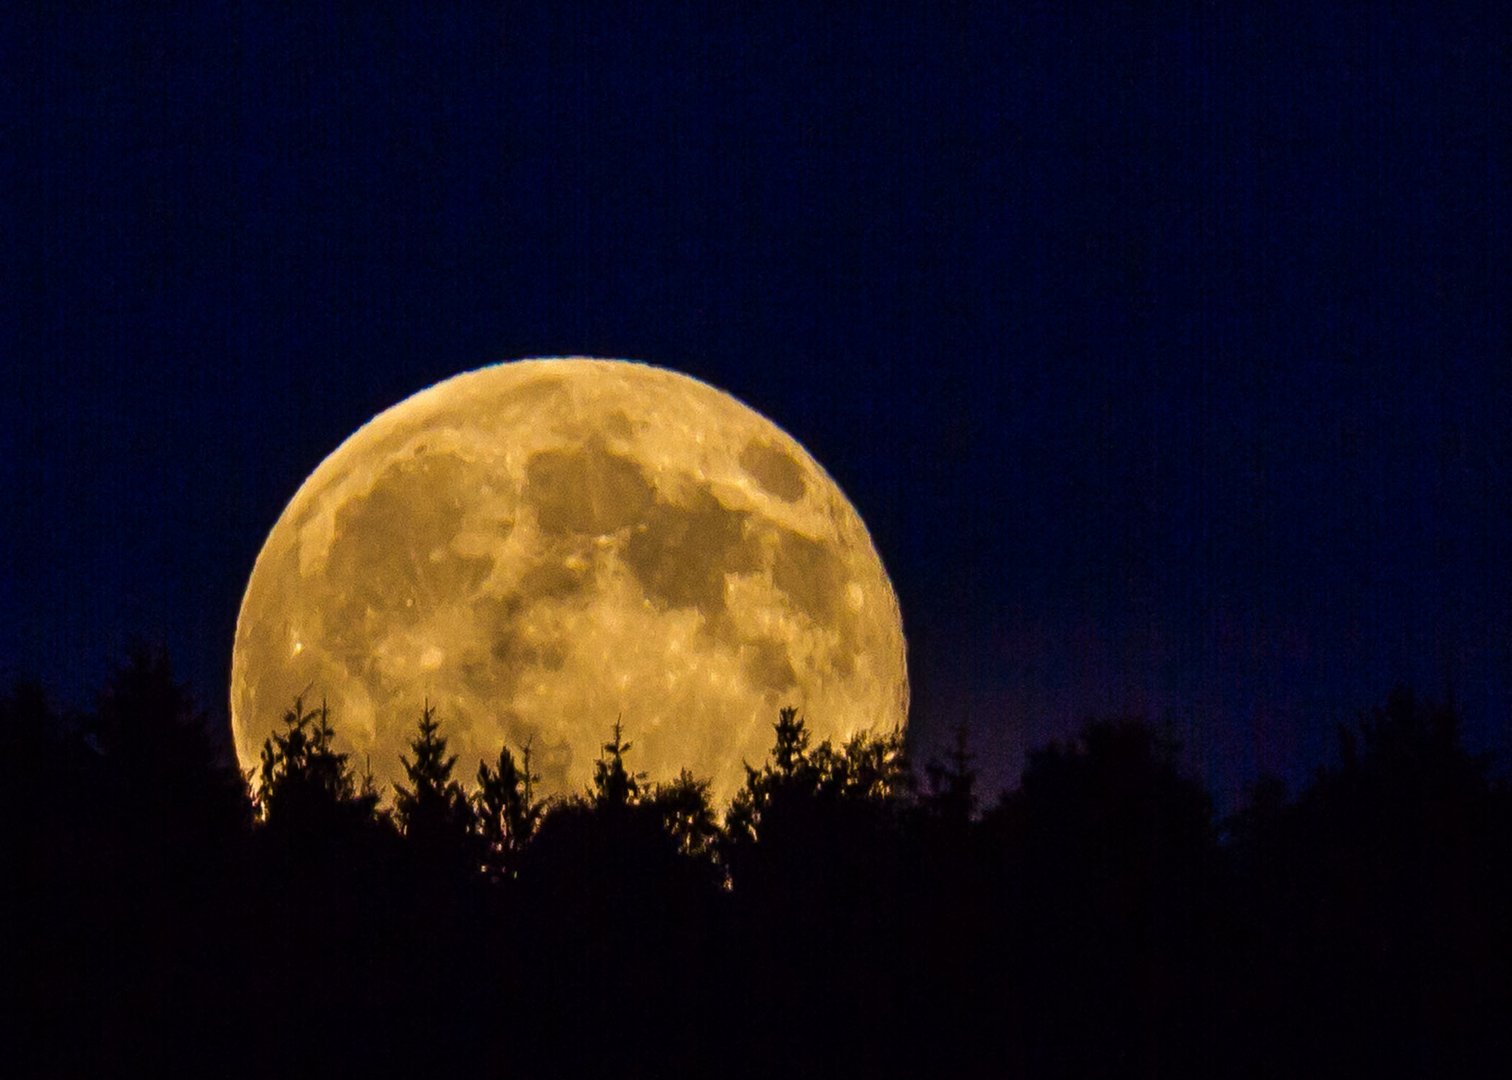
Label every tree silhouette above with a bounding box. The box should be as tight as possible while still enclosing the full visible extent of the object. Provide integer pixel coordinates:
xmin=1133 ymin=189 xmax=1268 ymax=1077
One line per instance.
xmin=393 ymin=701 xmax=472 ymax=858
xmin=2 ymin=678 xmax=92 ymax=924
xmin=1226 ymin=687 xmax=1508 ymax=1077
xmin=9 ymin=651 xmax=253 ymax=1075
xmin=768 ymin=703 xmax=811 ymax=779
xmin=923 ymin=720 xmax=977 ymax=824
xmin=645 ymin=768 xmax=720 ymax=860
xmin=513 ymin=720 xmax=723 ymax=1075
xmin=815 ymin=726 xmax=910 ymax=800
xmin=725 ymin=707 xmax=907 ymax=848
xmin=590 ymin=717 xmax=644 ymax=811
xmin=12 ymin=651 xmax=1512 ymax=1078
xmin=718 ymin=708 xmax=912 ymax=1076
xmin=981 ymin=718 xmax=1221 ymax=1078
xmin=524 ymin=720 xmax=715 ymax=884
xmin=241 ymin=696 xmax=407 ymax=1072
xmin=91 ymin=643 xmax=249 ymax=846
xmin=1 ymin=679 xmax=78 ymax=842
xmin=726 ymin=706 xmax=814 ymax=844
xmin=254 ymin=695 xmax=379 ymax=832
xmin=474 ymin=739 xmax=541 ymax=882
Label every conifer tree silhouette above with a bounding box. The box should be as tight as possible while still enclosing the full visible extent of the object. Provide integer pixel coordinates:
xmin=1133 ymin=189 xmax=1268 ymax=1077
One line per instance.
xmin=725 ymin=706 xmax=906 ymax=846
xmin=718 ymin=707 xmax=912 ymax=1077
xmin=817 ymin=727 xmax=910 ymax=800
xmin=17 ymin=645 xmax=1512 ymax=1080
xmin=255 ymin=695 xmax=378 ymax=830
xmin=591 ymin=717 xmax=644 ymax=811
xmin=924 ymin=720 xmax=977 ymax=823
xmin=474 ymin=739 xmax=541 ymax=882
xmin=770 ymin=703 xmax=810 ymax=779
xmin=725 ymin=705 xmax=811 ymax=844
xmin=93 ymin=644 xmax=249 ymax=838
xmin=393 ymin=700 xmax=471 ymax=853
xmin=1228 ymin=687 xmax=1506 ymax=1077
xmin=981 ymin=718 xmax=1219 ymax=1079
xmin=523 ymin=718 xmax=719 ymax=891
xmin=645 ymin=768 xmax=720 ymax=860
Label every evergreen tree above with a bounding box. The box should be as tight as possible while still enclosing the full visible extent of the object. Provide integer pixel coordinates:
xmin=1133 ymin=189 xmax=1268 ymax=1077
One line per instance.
xmin=923 ymin=721 xmax=977 ymax=823
xmin=255 ymin=696 xmax=377 ymax=830
xmin=770 ymin=704 xmax=813 ymax=782
xmin=646 ymin=768 xmax=720 ymax=860
xmin=718 ymin=707 xmax=912 ymax=1078
xmin=1236 ymin=687 xmax=1505 ymax=1076
xmin=521 ymin=718 xmax=719 ymax=915
xmin=726 ymin=707 xmax=907 ymax=845
xmin=1 ymin=679 xmax=94 ymax=908
xmin=981 ymin=718 xmax=1219 ymax=1079
xmin=726 ymin=706 xmax=810 ymax=844
xmin=93 ymin=643 xmax=249 ymax=838
xmin=475 ymin=739 xmax=541 ymax=881
xmin=392 ymin=701 xmax=471 ymax=853
xmin=591 ymin=718 xmax=644 ymax=812
xmin=817 ymin=728 xmax=910 ymax=801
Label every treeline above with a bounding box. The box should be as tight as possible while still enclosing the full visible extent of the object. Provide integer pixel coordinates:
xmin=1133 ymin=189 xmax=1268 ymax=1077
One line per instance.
xmin=5 ymin=647 xmax=1511 ymax=1078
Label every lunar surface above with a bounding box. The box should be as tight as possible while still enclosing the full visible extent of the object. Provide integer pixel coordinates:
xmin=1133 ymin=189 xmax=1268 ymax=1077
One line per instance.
xmin=231 ymin=358 xmax=907 ymax=809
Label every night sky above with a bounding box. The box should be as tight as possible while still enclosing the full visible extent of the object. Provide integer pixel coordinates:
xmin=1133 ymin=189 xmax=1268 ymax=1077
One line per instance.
xmin=3 ymin=3 xmax=1507 ymax=807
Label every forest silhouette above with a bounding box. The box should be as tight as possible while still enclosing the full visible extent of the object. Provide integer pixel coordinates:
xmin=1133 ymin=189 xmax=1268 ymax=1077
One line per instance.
xmin=7 ymin=646 xmax=1511 ymax=1078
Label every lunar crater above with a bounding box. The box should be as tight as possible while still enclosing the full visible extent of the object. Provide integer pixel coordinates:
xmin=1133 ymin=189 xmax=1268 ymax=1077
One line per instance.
xmin=740 ymin=438 xmax=807 ymax=502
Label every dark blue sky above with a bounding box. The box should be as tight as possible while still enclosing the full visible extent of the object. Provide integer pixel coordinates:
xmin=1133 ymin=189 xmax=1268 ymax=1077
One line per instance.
xmin=3 ymin=2 xmax=1507 ymax=805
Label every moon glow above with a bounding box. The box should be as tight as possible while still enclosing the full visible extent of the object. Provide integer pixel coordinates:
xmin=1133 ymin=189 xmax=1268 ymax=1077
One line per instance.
xmin=231 ymin=358 xmax=908 ymax=808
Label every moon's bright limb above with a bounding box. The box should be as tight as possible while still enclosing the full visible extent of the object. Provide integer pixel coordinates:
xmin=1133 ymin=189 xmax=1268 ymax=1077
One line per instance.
xmin=231 ymin=358 xmax=907 ymax=808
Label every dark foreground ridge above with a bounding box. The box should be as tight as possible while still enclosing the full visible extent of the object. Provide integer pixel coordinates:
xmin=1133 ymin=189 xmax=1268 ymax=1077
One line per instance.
xmin=6 ymin=646 xmax=1511 ymax=1078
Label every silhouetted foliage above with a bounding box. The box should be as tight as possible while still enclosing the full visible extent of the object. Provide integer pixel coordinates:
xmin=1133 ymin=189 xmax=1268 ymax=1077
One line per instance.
xmin=979 ymin=719 xmax=1222 ymax=1077
xmin=10 ymin=657 xmax=1512 ymax=1078
xmin=646 ymin=768 xmax=720 ymax=860
xmin=8 ymin=650 xmax=255 ymax=1075
xmin=513 ymin=722 xmax=723 ymax=1074
xmin=590 ymin=716 xmax=644 ymax=811
xmin=474 ymin=739 xmax=541 ymax=882
xmin=393 ymin=701 xmax=472 ymax=865
xmin=0 ymin=679 xmax=74 ymax=833
xmin=717 ymin=709 xmax=913 ymax=1075
xmin=2 ymin=679 xmax=86 ymax=896
xmin=254 ymin=695 xmax=380 ymax=834
xmin=92 ymin=643 xmax=250 ymax=844
xmin=724 ymin=706 xmax=907 ymax=847
xmin=524 ymin=721 xmax=716 ymax=891
xmin=1224 ymin=687 xmax=1509 ymax=1077
xmin=923 ymin=719 xmax=977 ymax=823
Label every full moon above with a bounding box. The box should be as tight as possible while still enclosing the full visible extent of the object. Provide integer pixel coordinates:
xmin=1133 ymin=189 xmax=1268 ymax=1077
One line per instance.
xmin=231 ymin=358 xmax=908 ymax=808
